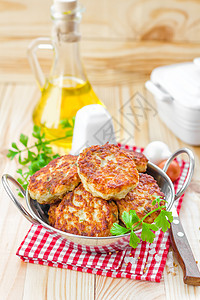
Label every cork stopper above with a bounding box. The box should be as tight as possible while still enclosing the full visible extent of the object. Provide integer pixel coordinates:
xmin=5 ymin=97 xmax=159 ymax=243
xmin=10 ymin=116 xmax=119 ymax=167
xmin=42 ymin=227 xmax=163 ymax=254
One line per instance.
xmin=51 ymin=0 xmax=83 ymax=42
xmin=53 ymin=0 xmax=78 ymax=15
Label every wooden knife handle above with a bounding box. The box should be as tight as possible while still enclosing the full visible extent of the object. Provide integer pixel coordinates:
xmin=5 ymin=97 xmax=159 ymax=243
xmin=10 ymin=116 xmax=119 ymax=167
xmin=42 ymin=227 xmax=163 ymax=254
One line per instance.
xmin=169 ymin=216 xmax=200 ymax=285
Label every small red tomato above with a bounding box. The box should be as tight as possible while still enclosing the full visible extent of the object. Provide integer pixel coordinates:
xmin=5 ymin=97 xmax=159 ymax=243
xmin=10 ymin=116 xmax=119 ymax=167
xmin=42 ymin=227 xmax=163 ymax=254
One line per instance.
xmin=158 ymin=160 xmax=181 ymax=182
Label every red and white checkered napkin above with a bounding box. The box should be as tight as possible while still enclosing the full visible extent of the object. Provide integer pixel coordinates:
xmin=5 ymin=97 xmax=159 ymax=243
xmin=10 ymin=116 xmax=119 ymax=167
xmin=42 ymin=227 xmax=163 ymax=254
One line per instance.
xmin=16 ymin=146 xmax=189 ymax=282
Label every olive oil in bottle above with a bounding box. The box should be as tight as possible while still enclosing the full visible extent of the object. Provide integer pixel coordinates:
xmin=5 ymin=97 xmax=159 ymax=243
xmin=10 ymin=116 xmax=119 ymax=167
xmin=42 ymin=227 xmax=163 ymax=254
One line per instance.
xmin=33 ymin=77 xmax=103 ymax=150
xmin=28 ymin=0 xmax=104 ymax=152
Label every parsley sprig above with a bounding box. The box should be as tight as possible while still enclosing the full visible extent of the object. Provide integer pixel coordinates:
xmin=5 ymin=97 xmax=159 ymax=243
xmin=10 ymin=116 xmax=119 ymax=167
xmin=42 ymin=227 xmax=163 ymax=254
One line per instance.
xmin=7 ymin=119 xmax=74 ymax=193
xmin=110 ymin=197 xmax=173 ymax=248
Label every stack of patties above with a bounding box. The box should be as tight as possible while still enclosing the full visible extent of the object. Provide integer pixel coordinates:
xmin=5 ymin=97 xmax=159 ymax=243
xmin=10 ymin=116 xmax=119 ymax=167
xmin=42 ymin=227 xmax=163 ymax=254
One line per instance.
xmin=28 ymin=143 xmax=164 ymax=237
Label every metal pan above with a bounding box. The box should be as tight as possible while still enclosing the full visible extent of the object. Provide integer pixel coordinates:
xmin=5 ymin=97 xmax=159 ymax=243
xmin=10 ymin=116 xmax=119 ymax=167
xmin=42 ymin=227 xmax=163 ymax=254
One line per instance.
xmin=2 ymin=148 xmax=194 ymax=253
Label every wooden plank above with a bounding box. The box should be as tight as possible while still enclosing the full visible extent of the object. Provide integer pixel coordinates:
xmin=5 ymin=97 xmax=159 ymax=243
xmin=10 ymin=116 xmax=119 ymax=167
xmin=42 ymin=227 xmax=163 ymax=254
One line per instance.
xmin=0 ymin=192 xmax=28 ymax=300
xmin=1 ymin=0 xmax=200 ymax=42
xmin=0 ymin=84 xmax=31 ymax=299
xmin=96 ymin=276 xmax=165 ymax=300
xmin=1 ymin=39 xmax=200 ymax=84
xmin=82 ymin=0 xmax=200 ymax=42
xmin=23 ymin=265 xmax=95 ymax=300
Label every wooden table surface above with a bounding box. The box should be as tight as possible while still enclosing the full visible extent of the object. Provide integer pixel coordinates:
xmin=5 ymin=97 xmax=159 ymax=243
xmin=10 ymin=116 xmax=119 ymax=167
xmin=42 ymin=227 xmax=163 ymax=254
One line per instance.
xmin=1 ymin=1 xmax=200 ymax=299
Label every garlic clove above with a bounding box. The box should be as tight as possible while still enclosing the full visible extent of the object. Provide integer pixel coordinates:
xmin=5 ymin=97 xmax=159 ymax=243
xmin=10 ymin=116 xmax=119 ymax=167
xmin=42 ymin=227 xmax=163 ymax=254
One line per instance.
xmin=143 ymin=141 xmax=172 ymax=165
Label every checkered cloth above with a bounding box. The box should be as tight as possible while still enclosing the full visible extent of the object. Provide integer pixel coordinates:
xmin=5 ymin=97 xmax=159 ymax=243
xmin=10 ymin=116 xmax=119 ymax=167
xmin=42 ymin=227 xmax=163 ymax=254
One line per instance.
xmin=16 ymin=146 xmax=189 ymax=282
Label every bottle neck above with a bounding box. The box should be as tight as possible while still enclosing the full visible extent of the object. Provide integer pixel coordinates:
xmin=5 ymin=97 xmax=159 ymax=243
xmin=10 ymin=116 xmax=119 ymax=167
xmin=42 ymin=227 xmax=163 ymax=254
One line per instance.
xmin=50 ymin=38 xmax=87 ymax=87
xmin=49 ymin=2 xmax=86 ymax=87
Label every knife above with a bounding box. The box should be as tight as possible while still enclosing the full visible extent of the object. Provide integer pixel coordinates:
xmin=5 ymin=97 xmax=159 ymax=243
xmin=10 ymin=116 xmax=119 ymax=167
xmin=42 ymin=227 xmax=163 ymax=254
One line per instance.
xmin=163 ymin=148 xmax=200 ymax=285
xmin=169 ymin=206 xmax=200 ymax=285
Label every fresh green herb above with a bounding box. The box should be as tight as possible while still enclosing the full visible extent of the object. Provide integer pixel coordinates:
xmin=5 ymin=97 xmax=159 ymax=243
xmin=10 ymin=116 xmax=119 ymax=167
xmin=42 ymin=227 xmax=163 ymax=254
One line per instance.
xmin=7 ymin=121 xmax=74 ymax=195
xmin=60 ymin=116 xmax=75 ymax=130
xmin=110 ymin=196 xmax=173 ymax=248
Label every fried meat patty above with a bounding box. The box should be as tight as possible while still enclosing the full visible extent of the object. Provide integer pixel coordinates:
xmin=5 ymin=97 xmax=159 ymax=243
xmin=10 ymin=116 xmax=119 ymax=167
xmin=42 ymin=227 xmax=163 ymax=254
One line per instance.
xmin=116 ymin=173 xmax=165 ymax=226
xmin=125 ymin=150 xmax=148 ymax=172
xmin=52 ymin=184 xmax=118 ymax=237
xmin=77 ymin=143 xmax=139 ymax=200
xmin=28 ymin=155 xmax=80 ymax=204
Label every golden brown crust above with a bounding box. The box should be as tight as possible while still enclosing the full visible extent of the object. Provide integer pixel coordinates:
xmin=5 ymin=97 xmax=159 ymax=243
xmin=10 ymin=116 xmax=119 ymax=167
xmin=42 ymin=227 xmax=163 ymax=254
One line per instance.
xmin=77 ymin=143 xmax=139 ymax=200
xmin=28 ymin=155 xmax=80 ymax=204
xmin=116 ymin=173 xmax=165 ymax=226
xmin=53 ymin=184 xmax=119 ymax=237
xmin=124 ymin=150 xmax=148 ymax=172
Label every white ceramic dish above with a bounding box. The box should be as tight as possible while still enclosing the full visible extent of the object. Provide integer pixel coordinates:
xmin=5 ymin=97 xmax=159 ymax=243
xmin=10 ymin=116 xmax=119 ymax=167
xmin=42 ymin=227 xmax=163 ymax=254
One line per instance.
xmin=145 ymin=58 xmax=200 ymax=145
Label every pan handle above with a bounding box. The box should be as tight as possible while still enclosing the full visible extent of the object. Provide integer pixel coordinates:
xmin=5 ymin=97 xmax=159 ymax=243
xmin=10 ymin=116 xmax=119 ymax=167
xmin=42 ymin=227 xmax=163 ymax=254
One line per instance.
xmin=162 ymin=148 xmax=195 ymax=200
xmin=2 ymin=174 xmax=40 ymax=225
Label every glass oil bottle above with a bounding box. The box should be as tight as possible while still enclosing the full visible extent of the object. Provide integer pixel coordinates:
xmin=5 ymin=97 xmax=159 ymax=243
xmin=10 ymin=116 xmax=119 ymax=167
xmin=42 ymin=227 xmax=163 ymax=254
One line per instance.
xmin=27 ymin=0 xmax=104 ymax=152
